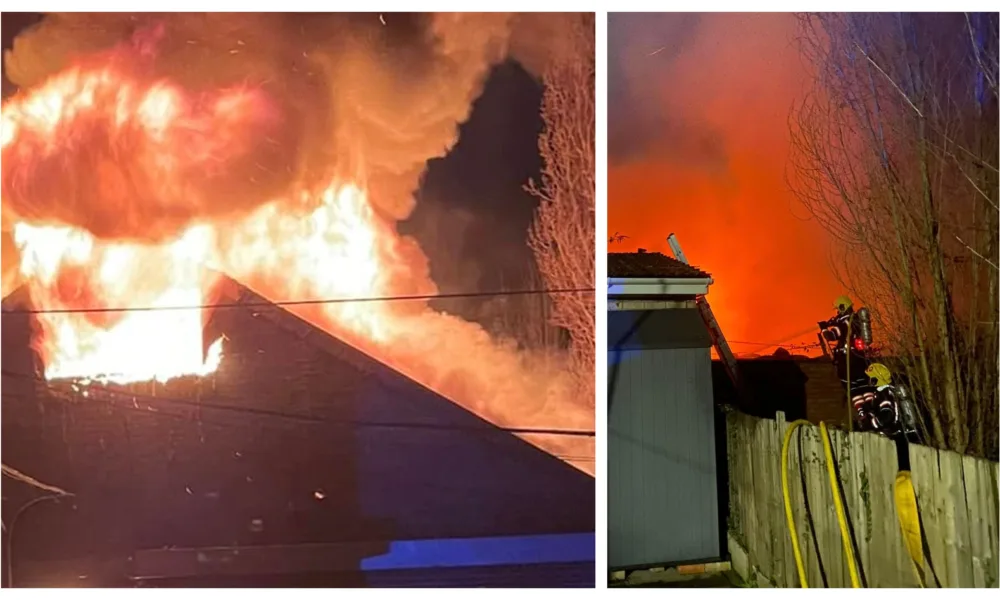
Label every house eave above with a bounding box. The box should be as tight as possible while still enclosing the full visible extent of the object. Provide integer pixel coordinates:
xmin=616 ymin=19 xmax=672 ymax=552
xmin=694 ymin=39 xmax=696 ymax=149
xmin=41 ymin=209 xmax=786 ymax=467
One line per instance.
xmin=607 ymin=277 xmax=713 ymax=297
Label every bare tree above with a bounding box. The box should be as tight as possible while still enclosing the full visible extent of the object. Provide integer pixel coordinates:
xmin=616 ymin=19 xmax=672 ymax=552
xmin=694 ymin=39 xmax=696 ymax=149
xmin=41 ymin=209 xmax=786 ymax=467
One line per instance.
xmin=526 ymin=13 xmax=596 ymax=404
xmin=790 ymin=13 xmax=998 ymax=458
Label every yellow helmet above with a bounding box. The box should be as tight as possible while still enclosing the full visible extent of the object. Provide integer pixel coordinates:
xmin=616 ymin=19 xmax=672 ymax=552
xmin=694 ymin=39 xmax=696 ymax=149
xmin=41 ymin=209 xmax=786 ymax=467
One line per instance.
xmin=834 ymin=295 xmax=853 ymax=313
xmin=865 ymin=363 xmax=892 ymax=387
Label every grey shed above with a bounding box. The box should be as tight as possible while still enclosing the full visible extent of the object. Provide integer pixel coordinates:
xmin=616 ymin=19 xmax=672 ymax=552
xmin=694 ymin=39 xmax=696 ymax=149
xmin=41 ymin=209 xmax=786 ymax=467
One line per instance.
xmin=607 ymin=251 xmax=723 ymax=570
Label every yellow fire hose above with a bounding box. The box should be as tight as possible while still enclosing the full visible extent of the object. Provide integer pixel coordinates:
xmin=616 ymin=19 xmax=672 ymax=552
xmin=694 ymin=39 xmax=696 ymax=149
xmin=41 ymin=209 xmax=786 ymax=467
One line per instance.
xmin=782 ymin=420 xmax=928 ymax=588
xmin=894 ymin=471 xmax=927 ymax=588
xmin=781 ymin=420 xmax=812 ymax=587
xmin=781 ymin=419 xmax=861 ymax=588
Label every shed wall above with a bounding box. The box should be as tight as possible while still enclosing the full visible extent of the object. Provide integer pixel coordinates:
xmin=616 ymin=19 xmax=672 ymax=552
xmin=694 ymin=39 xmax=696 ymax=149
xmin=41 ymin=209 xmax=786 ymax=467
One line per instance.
xmin=608 ymin=310 xmax=720 ymax=569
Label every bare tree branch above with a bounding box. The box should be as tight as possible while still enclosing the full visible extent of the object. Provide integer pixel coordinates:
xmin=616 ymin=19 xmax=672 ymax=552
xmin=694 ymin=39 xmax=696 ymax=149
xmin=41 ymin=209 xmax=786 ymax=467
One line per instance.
xmin=955 ymin=234 xmax=999 ymax=270
xmin=790 ymin=13 xmax=998 ymax=458
xmin=525 ymin=13 xmax=595 ymax=404
xmin=854 ymin=42 xmax=925 ymax=118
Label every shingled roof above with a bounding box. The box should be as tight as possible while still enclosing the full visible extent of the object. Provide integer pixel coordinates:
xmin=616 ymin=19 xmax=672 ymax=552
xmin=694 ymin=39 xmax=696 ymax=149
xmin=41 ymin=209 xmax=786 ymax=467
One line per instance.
xmin=608 ymin=251 xmax=710 ymax=279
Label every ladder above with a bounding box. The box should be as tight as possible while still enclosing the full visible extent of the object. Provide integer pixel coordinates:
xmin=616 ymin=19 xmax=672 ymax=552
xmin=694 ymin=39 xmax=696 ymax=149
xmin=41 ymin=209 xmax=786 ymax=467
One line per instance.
xmin=666 ymin=234 xmax=746 ymax=400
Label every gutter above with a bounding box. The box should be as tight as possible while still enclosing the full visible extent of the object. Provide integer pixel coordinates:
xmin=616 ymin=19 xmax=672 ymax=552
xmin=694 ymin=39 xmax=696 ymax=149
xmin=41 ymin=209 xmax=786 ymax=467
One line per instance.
xmin=607 ymin=277 xmax=713 ymax=297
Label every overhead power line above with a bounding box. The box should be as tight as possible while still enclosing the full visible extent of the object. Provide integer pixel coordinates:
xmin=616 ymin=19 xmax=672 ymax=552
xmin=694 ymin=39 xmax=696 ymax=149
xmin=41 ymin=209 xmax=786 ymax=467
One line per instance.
xmin=0 ymin=287 xmax=595 ymax=316
xmin=728 ymin=340 xmax=819 ymax=348
xmin=726 ymin=324 xmax=826 ymax=349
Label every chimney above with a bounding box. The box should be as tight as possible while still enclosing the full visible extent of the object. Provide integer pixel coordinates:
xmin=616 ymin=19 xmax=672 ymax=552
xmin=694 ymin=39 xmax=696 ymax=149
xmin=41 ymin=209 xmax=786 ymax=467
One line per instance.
xmin=637 ymin=248 xmax=647 ymax=254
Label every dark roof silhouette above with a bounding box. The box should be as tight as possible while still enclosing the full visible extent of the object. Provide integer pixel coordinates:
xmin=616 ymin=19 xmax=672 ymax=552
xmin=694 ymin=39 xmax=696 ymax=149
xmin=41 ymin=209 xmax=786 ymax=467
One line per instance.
xmin=1 ymin=276 xmax=594 ymax=587
xmin=608 ymin=252 xmax=710 ymax=279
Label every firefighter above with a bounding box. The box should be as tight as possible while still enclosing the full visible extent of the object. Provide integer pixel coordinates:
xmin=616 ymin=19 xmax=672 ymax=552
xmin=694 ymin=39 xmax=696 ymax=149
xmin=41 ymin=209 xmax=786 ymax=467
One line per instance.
xmin=819 ymin=295 xmax=873 ymax=429
xmin=818 ymin=295 xmax=870 ymax=388
xmin=864 ymin=363 xmax=901 ymax=436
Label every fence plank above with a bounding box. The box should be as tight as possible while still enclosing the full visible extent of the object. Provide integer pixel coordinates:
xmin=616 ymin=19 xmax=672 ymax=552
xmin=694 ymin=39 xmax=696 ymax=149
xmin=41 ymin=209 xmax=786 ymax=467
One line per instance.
xmin=980 ymin=460 xmax=1000 ymax=587
xmin=911 ymin=443 xmax=949 ymax=587
xmin=760 ymin=416 xmax=775 ymax=582
xmin=939 ymin=450 xmax=975 ymax=587
xmin=771 ymin=416 xmax=790 ymax=587
xmin=829 ymin=427 xmax=857 ymax=588
xmin=868 ymin=432 xmax=905 ymax=587
xmin=963 ymin=455 xmax=990 ymax=588
xmin=798 ymin=424 xmax=831 ymax=586
xmin=840 ymin=430 xmax=868 ymax=586
xmin=818 ymin=426 xmax=839 ymax=587
xmin=747 ymin=415 xmax=762 ymax=571
xmin=787 ymin=418 xmax=808 ymax=588
xmin=774 ymin=412 xmax=795 ymax=588
xmin=740 ymin=412 xmax=756 ymax=575
xmin=739 ymin=412 xmax=755 ymax=569
xmin=752 ymin=417 xmax=769 ymax=578
xmin=726 ymin=411 xmax=998 ymax=589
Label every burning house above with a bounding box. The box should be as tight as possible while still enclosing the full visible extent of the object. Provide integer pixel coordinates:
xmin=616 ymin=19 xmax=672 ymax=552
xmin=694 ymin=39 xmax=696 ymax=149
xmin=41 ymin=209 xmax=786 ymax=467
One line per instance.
xmin=1 ymin=276 xmax=595 ymax=587
xmin=0 ymin=12 xmax=595 ymax=589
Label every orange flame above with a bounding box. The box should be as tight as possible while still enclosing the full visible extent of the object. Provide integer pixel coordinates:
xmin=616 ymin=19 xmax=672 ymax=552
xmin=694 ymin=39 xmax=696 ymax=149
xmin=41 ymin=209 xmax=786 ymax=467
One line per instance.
xmin=12 ymin=221 xmax=223 ymax=383
xmin=1 ymin=62 xmax=276 ymax=243
xmin=2 ymin=61 xmax=592 ymax=470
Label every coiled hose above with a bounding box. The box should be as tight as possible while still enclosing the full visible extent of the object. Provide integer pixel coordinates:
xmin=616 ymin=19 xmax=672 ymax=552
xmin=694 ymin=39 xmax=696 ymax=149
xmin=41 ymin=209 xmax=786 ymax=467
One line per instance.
xmin=781 ymin=419 xmax=861 ymax=588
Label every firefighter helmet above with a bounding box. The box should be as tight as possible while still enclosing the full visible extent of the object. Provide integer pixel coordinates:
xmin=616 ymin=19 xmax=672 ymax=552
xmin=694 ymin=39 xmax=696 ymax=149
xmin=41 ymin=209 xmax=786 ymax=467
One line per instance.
xmin=866 ymin=363 xmax=892 ymax=387
xmin=834 ymin=295 xmax=853 ymax=313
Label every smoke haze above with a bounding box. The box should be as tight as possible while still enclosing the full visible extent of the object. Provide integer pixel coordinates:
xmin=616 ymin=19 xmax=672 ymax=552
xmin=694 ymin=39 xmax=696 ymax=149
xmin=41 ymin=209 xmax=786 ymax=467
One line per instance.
xmin=608 ymin=13 xmax=840 ymax=352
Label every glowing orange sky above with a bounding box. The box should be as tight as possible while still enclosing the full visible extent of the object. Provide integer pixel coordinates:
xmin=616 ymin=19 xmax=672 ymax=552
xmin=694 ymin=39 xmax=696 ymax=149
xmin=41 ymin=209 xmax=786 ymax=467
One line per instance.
xmin=609 ymin=13 xmax=841 ymax=355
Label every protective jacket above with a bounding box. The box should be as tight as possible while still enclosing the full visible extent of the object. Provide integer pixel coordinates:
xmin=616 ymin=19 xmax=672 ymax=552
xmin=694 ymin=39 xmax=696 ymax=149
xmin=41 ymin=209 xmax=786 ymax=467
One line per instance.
xmin=871 ymin=384 xmax=902 ymax=436
xmin=819 ymin=308 xmax=869 ymax=388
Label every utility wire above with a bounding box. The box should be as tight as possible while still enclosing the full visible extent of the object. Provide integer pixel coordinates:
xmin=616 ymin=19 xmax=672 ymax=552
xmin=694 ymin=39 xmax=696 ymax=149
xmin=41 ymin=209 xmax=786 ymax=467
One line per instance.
xmin=729 ymin=339 xmax=821 ymax=348
xmin=1 ymin=369 xmax=596 ymax=438
xmin=726 ymin=324 xmax=827 ymax=350
xmin=0 ymin=287 xmax=596 ymax=316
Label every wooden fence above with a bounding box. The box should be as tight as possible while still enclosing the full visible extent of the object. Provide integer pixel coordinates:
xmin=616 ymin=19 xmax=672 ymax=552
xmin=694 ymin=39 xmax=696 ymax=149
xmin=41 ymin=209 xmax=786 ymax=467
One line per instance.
xmin=726 ymin=410 xmax=999 ymax=588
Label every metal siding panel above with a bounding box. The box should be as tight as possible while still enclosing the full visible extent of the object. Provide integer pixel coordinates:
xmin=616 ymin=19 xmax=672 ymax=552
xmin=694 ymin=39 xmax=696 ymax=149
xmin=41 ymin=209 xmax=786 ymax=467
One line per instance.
xmin=633 ymin=349 xmax=646 ymax=565
xmin=647 ymin=348 xmax=667 ymax=564
xmin=608 ymin=348 xmax=631 ymax=567
xmin=607 ymin=347 xmax=720 ymax=569
xmin=607 ymin=309 xmax=712 ymax=350
xmin=695 ymin=353 xmax=721 ymax=556
xmin=640 ymin=348 xmax=666 ymax=567
xmin=607 ymin=348 xmax=629 ymax=566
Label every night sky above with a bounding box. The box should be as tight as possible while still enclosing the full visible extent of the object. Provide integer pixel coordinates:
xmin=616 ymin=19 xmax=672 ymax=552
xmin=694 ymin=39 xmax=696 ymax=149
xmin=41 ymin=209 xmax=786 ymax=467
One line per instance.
xmin=1 ymin=12 xmax=544 ymax=318
xmin=409 ymin=61 xmax=543 ymax=297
